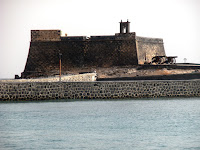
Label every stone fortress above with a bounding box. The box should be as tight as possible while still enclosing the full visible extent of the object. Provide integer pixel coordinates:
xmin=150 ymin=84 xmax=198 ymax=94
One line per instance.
xmin=1 ymin=20 xmax=200 ymax=101
xmin=21 ymin=20 xmax=166 ymax=78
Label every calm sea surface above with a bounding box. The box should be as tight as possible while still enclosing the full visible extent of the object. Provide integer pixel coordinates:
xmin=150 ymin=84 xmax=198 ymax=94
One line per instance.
xmin=0 ymin=98 xmax=200 ymax=150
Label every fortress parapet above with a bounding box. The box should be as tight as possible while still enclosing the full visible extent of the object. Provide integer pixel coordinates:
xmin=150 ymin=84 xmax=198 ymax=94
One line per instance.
xmin=61 ymin=36 xmax=87 ymax=41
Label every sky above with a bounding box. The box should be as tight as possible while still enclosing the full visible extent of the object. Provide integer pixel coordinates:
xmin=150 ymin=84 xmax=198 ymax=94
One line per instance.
xmin=0 ymin=0 xmax=200 ymax=79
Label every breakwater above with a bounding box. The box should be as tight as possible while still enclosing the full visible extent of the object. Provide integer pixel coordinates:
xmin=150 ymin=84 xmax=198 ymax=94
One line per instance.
xmin=0 ymin=80 xmax=200 ymax=101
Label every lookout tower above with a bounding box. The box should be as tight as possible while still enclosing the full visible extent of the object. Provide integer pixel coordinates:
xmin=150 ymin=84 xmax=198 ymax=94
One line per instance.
xmin=120 ymin=20 xmax=130 ymax=34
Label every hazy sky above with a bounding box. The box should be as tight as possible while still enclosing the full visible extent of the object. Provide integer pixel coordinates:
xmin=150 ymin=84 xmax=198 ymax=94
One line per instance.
xmin=0 ymin=0 xmax=200 ymax=79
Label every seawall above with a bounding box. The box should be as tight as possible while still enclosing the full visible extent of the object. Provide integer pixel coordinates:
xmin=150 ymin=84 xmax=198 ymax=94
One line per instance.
xmin=0 ymin=80 xmax=200 ymax=101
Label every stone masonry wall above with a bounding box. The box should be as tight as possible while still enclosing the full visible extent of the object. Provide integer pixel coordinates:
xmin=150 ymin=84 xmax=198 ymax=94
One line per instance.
xmin=136 ymin=36 xmax=166 ymax=64
xmin=0 ymin=80 xmax=199 ymax=101
xmin=22 ymin=39 xmax=138 ymax=78
xmin=22 ymin=41 xmax=85 ymax=78
xmin=84 ymin=39 xmax=137 ymax=67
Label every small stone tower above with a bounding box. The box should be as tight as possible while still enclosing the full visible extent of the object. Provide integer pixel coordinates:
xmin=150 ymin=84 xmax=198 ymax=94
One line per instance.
xmin=120 ymin=20 xmax=130 ymax=34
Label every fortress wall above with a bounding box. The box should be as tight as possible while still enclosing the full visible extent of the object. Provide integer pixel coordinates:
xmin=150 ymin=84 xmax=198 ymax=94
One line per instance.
xmin=22 ymin=41 xmax=85 ymax=78
xmin=136 ymin=36 xmax=165 ymax=64
xmin=116 ymin=40 xmax=138 ymax=66
xmin=23 ymin=42 xmax=60 ymax=74
xmin=84 ymin=39 xmax=138 ymax=67
xmin=84 ymin=40 xmax=118 ymax=67
xmin=0 ymin=80 xmax=200 ymax=101
xmin=22 ymin=39 xmax=138 ymax=78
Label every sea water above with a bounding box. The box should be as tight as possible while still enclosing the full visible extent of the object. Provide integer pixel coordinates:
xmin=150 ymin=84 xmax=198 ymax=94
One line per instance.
xmin=0 ymin=98 xmax=200 ymax=150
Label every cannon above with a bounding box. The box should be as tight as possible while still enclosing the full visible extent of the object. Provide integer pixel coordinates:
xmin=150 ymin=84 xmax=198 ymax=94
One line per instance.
xmin=150 ymin=56 xmax=177 ymax=64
